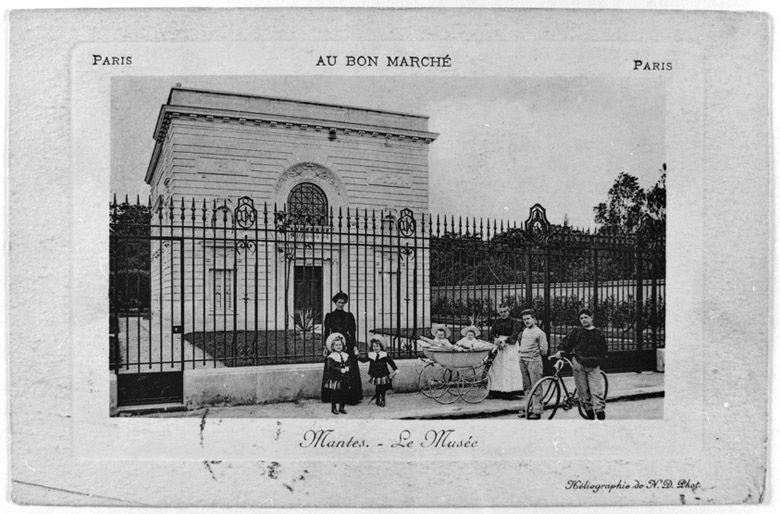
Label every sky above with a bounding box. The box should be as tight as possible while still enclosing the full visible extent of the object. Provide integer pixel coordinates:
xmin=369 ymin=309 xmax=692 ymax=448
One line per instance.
xmin=111 ymin=75 xmax=665 ymax=229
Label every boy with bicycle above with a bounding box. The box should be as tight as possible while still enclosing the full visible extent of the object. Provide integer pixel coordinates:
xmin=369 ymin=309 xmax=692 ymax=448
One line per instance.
xmin=552 ymin=308 xmax=608 ymax=420
xmin=517 ymin=309 xmax=548 ymax=419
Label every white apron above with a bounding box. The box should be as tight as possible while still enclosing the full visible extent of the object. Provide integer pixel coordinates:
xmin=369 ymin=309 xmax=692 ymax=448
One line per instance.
xmin=487 ymin=336 xmax=523 ymax=392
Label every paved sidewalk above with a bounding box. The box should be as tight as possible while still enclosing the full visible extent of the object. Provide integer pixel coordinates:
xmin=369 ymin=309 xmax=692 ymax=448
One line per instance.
xmin=139 ymin=371 xmax=664 ymax=419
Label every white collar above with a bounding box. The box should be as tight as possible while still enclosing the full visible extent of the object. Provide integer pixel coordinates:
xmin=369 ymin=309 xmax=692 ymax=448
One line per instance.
xmin=368 ymin=351 xmax=387 ymax=360
xmin=328 ymin=351 xmax=348 ymax=360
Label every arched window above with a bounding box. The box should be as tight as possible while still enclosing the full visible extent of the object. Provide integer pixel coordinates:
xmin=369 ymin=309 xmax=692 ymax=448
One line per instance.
xmin=287 ymin=182 xmax=328 ymax=226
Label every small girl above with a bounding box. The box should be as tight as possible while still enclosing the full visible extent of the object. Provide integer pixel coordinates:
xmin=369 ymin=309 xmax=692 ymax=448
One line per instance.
xmin=357 ymin=336 xmax=398 ymax=407
xmin=324 ymin=332 xmax=351 ymax=415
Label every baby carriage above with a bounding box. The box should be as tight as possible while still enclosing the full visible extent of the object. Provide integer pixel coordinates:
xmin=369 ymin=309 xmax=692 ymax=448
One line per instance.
xmin=418 ymin=348 xmax=492 ymax=404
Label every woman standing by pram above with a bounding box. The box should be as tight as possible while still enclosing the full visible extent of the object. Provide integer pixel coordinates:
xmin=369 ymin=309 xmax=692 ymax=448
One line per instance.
xmin=486 ymin=304 xmax=524 ymax=398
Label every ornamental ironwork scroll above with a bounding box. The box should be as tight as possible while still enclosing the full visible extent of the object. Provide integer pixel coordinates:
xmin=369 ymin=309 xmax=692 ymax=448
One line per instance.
xmin=637 ymin=214 xmax=664 ymax=253
xmin=397 ymin=208 xmax=416 ymax=237
xmin=234 ymin=196 xmax=257 ymax=229
xmin=235 ymin=236 xmax=256 ymax=255
xmin=524 ymin=203 xmax=550 ymax=245
xmin=273 ymin=210 xmax=328 ymax=229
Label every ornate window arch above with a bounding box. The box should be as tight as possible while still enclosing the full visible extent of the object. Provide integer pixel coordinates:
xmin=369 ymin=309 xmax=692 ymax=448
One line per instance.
xmin=287 ymin=182 xmax=328 ymax=226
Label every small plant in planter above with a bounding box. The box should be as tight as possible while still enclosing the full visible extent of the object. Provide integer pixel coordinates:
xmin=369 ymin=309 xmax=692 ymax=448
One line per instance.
xmin=292 ymin=309 xmax=320 ymax=333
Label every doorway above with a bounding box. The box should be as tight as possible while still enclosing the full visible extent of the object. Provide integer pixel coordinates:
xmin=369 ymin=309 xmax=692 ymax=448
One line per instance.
xmin=294 ymin=265 xmax=323 ymax=323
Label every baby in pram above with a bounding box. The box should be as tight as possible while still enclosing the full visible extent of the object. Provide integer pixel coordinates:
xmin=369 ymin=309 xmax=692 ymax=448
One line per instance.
xmin=454 ymin=325 xmax=494 ymax=351
xmin=418 ymin=324 xmax=494 ymax=352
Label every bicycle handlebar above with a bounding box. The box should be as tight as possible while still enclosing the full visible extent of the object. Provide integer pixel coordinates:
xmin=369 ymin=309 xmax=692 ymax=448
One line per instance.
xmin=548 ymin=354 xmax=573 ymax=372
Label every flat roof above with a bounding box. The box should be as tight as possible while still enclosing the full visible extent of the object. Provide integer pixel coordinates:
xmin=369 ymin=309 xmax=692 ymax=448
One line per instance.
xmin=167 ymin=87 xmax=430 ymax=121
xmin=145 ymin=87 xmax=437 ymax=185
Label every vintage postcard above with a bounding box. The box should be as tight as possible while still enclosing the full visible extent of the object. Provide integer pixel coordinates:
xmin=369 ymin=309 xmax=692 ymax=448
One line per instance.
xmin=6 ymin=7 xmax=771 ymax=508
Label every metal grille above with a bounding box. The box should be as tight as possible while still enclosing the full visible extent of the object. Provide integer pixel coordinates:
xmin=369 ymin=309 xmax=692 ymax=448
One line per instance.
xmin=109 ymin=196 xmax=665 ymax=405
xmin=287 ymin=182 xmax=328 ymax=226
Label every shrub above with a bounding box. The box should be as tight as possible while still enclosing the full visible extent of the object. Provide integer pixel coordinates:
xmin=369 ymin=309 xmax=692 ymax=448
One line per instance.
xmin=292 ymin=308 xmax=320 ymax=333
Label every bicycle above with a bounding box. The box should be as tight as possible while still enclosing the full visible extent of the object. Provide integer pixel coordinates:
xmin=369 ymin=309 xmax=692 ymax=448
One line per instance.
xmin=524 ymin=356 xmax=609 ymax=419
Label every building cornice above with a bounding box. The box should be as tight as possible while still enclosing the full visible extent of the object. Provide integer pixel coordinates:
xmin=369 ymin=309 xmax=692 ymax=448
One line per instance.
xmin=146 ymin=105 xmax=439 ymax=184
xmin=155 ymin=105 xmax=439 ymax=143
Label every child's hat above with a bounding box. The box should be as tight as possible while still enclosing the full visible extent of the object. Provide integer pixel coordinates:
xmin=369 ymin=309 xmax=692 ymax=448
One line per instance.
xmin=325 ymin=332 xmax=346 ymax=352
xmin=430 ymin=323 xmax=451 ymax=338
xmin=368 ymin=334 xmax=387 ymax=350
xmin=460 ymin=325 xmax=481 ymax=337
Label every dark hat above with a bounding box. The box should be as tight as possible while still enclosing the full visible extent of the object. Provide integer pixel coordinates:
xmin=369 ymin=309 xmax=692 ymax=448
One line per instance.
xmin=369 ymin=335 xmax=386 ymax=350
xmin=332 ymin=291 xmax=349 ymax=303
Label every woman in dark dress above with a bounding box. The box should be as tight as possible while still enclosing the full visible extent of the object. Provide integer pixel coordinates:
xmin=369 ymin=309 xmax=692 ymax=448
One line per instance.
xmin=320 ymin=292 xmax=363 ymax=404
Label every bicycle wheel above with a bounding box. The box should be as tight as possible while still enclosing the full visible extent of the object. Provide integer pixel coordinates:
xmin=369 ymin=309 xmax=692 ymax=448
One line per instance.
xmin=576 ymin=370 xmax=610 ymax=419
xmin=419 ymin=363 xmax=443 ymax=398
xmin=459 ymin=367 xmax=490 ymax=404
xmin=431 ymin=368 xmax=459 ymax=404
xmin=540 ymin=377 xmax=560 ymax=404
xmin=526 ymin=376 xmax=561 ymax=419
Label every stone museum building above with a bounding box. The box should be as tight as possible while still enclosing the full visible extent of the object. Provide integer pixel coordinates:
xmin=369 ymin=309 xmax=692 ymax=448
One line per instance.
xmin=143 ymin=87 xmax=438 ymax=354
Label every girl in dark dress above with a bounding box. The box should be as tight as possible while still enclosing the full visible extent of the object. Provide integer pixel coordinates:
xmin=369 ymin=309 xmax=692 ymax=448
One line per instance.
xmin=357 ymin=336 xmax=398 ymax=407
xmin=320 ymin=292 xmax=363 ymax=404
xmin=323 ymin=333 xmax=351 ymax=415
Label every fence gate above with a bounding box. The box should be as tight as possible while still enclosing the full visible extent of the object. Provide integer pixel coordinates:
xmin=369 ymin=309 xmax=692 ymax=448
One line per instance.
xmin=110 ymin=232 xmax=185 ymax=407
xmin=429 ymin=204 xmax=665 ymax=373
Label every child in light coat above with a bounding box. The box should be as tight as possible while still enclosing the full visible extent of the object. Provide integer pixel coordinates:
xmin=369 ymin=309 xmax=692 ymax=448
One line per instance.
xmin=324 ymin=333 xmax=351 ymax=415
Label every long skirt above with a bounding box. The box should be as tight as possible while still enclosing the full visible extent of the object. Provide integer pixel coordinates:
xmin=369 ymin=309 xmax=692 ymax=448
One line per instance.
xmin=487 ymin=342 xmax=523 ymax=393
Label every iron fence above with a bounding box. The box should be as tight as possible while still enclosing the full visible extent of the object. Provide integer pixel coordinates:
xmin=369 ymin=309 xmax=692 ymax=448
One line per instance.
xmin=110 ymin=195 xmax=665 ymax=404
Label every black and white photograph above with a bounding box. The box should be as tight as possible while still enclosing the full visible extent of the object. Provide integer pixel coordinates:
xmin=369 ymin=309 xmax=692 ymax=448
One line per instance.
xmin=5 ymin=6 xmax=772 ymax=509
xmin=109 ymin=76 xmax=666 ymax=421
